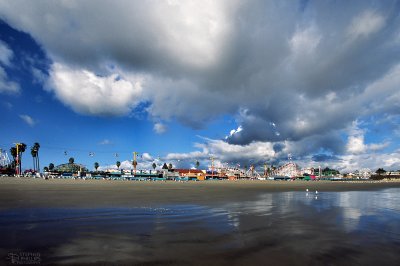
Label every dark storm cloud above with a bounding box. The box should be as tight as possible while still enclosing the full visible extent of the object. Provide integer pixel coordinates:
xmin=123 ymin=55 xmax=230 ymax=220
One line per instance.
xmin=273 ymin=143 xmax=285 ymax=153
xmin=312 ymin=154 xmax=341 ymax=162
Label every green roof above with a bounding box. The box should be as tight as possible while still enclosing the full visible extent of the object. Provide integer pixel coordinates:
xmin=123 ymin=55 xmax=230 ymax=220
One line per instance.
xmin=54 ymin=163 xmax=87 ymax=173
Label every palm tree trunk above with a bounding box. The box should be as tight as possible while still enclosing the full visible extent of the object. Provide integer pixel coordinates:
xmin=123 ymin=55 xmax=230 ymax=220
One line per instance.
xmin=19 ymin=152 xmax=22 ymax=174
xmin=33 ymin=156 xmax=36 ymax=172
xmin=37 ymin=153 xmax=40 ymax=173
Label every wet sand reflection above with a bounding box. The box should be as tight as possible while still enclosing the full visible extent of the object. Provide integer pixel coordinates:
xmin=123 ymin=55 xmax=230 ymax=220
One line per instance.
xmin=1 ymin=189 xmax=399 ymax=265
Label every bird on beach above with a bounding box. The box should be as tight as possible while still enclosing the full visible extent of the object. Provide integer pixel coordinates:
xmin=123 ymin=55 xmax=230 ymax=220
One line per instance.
xmin=315 ymin=190 xmax=318 ymax=194
xmin=306 ymin=188 xmax=309 ymax=192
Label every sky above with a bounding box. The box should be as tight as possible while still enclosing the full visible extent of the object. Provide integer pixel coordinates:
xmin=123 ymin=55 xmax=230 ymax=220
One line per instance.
xmin=1 ymin=0 xmax=400 ymax=173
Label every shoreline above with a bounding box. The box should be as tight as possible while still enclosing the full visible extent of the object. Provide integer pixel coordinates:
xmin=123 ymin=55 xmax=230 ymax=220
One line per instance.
xmin=1 ymin=176 xmax=399 ymax=210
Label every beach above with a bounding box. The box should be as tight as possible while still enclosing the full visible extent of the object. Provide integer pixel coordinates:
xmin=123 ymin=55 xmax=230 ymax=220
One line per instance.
xmin=1 ymin=176 xmax=400 ymax=265
xmin=1 ymin=176 xmax=399 ymax=209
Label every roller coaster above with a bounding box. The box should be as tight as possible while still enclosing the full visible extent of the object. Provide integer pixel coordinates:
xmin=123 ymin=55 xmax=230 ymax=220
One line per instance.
xmin=270 ymin=162 xmax=302 ymax=178
xmin=210 ymin=161 xmax=301 ymax=179
xmin=0 ymin=149 xmax=11 ymax=167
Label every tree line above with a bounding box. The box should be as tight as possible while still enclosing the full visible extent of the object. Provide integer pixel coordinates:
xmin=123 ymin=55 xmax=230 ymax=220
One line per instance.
xmin=9 ymin=142 xmax=40 ymax=175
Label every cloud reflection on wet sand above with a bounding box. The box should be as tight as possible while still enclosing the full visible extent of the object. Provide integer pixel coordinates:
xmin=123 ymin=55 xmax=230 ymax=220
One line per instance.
xmin=1 ymin=189 xmax=399 ymax=265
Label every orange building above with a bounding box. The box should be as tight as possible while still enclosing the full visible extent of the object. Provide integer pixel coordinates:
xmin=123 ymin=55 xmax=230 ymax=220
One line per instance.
xmin=174 ymin=169 xmax=205 ymax=180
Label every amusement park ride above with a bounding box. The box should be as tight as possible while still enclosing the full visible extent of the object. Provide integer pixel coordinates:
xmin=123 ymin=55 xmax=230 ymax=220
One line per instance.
xmin=0 ymin=149 xmax=11 ymax=167
xmin=209 ymin=154 xmax=301 ymax=180
xmin=1 ymin=143 xmax=304 ymax=179
xmin=0 ymin=149 xmax=13 ymax=175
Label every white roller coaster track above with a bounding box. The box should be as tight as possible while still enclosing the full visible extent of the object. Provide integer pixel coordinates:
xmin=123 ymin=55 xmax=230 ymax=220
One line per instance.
xmin=271 ymin=162 xmax=301 ymax=177
xmin=216 ymin=166 xmax=262 ymax=178
xmin=0 ymin=149 xmax=11 ymax=167
xmin=213 ymin=162 xmax=301 ymax=179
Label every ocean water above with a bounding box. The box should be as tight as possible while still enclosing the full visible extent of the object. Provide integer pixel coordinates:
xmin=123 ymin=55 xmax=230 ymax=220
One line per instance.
xmin=0 ymin=188 xmax=399 ymax=265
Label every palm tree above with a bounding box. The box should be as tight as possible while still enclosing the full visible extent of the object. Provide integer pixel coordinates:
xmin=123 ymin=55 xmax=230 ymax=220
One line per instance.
xmin=33 ymin=142 xmax=40 ymax=172
xmin=30 ymin=147 xmax=37 ymax=172
xmin=168 ymin=163 xmax=173 ymax=170
xmin=376 ymin=168 xmax=386 ymax=176
xmin=94 ymin=162 xmax=99 ymax=172
xmin=18 ymin=143 xmax=27 ymax=174
xmin=162 ymin=163 xmax=168 ymax=169
xmin=131 ymin=160 xmax=138 ymax=174
xmin=69 ymin=157 xmax=74 ymax=164
xmin=196 ymin=160 xmax=200 ymax=169
xmin=152 ymin=162 xmax=157 ymax=171
xmin=10 ymin=147 xmax=17 ymax=161
xmin=10 ymin=147 xmax=17 ymax=169
xmin=116 ymin=161 xmax=121 ymax=169
xmin=49 ymin=163 xmax=55 ymax=171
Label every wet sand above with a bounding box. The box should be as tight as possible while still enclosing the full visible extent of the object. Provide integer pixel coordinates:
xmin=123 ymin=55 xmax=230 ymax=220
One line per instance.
xmin=1 ymin=176 xmax=399 ymax=209
xmin=1 ymin=176 xmax=400 ymax=265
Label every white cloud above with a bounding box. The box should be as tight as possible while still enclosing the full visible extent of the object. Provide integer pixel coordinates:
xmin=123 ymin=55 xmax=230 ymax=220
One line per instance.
xmin=347 ymin=10 xmax=385 ymax=39
xmin=99 ymin=160 xmax=133 ymax=171
xmin=140 ymin=152 xmax=153 ymax=161
xmin=47 ymin=63 xmax=143 ymax=116
xmin=332 ymin=151 xmax=400 ymax=173
xmin=368 ymin=142 xmax=390 ymax=152
xmin=0 ymin=66 xmax=20 ymax=94
xmin=0 ymin=41 xmax=13 ymax=66
xmin=98 ymin=139 xmax=112 ymax=145
xmin=19 ymin=114 xmax=36 ymax=127
xmin=153 ymin=123 xmax=167 ymax=134
xmin=163 ymin=137 xmax=400 ymax=173
xmin=0 ymin=41 xmax=20 ymax=94
xmin=226 ymin=125 xmax=242 ymax=139
xmin=99 ymin=158 xmax=160 ymax=171
xmin=165 ymin=138 xmax=276 ymax=168
xmin=361 ymin=64 xmax=400 ymax=114
xmin=346 ymin=121 xmax=390 ymax=155
xmin=346 ymin=122 xmax=365 ymax=154
xmin=347 ymin=135 xmax=366 ymax=154
xmin=290 ymin=25 xmax=321 ymax=56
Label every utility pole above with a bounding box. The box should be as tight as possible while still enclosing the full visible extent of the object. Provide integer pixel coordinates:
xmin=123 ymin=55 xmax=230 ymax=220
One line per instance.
xmin=319 ymin=165 xmax=321 ymax=179
xmin=264 ymin=163 xmax=267 ymax=177
xmin=14 ymin=143 xmax=21 ymax=176
xmin=133 ymin=152 xmax=138 ymax=174
xmin=210 ymin=156 xmax=214 ymax=179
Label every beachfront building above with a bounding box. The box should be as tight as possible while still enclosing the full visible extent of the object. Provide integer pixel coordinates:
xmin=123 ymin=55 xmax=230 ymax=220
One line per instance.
xmin=53 ymin=163 xmax=88 ymax=175
xmin=302 ymin=167 xmax=315 ymax=175
xmin=387 ymin=171 xmax=400 ymax=175
xmin=156 ymin=168 xmax=179 ymax=180
xmin=174 ymin=169 xmax=205 ymax=180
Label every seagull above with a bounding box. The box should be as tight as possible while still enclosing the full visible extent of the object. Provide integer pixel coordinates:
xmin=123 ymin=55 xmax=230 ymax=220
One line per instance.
xmin=306 ymin=188 xmax=309 ymax=192
xmin=315 ymin=190 xmax=318 ymax=194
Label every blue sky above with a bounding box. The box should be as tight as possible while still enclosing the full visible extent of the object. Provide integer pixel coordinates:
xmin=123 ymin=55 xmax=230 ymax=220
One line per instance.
xmin=1 ymin=0 xmax=400 ymax=172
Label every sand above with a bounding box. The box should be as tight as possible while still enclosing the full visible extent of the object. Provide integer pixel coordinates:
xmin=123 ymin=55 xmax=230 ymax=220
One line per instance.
xmin=1 ymin=176 xmax=399 ymax=209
